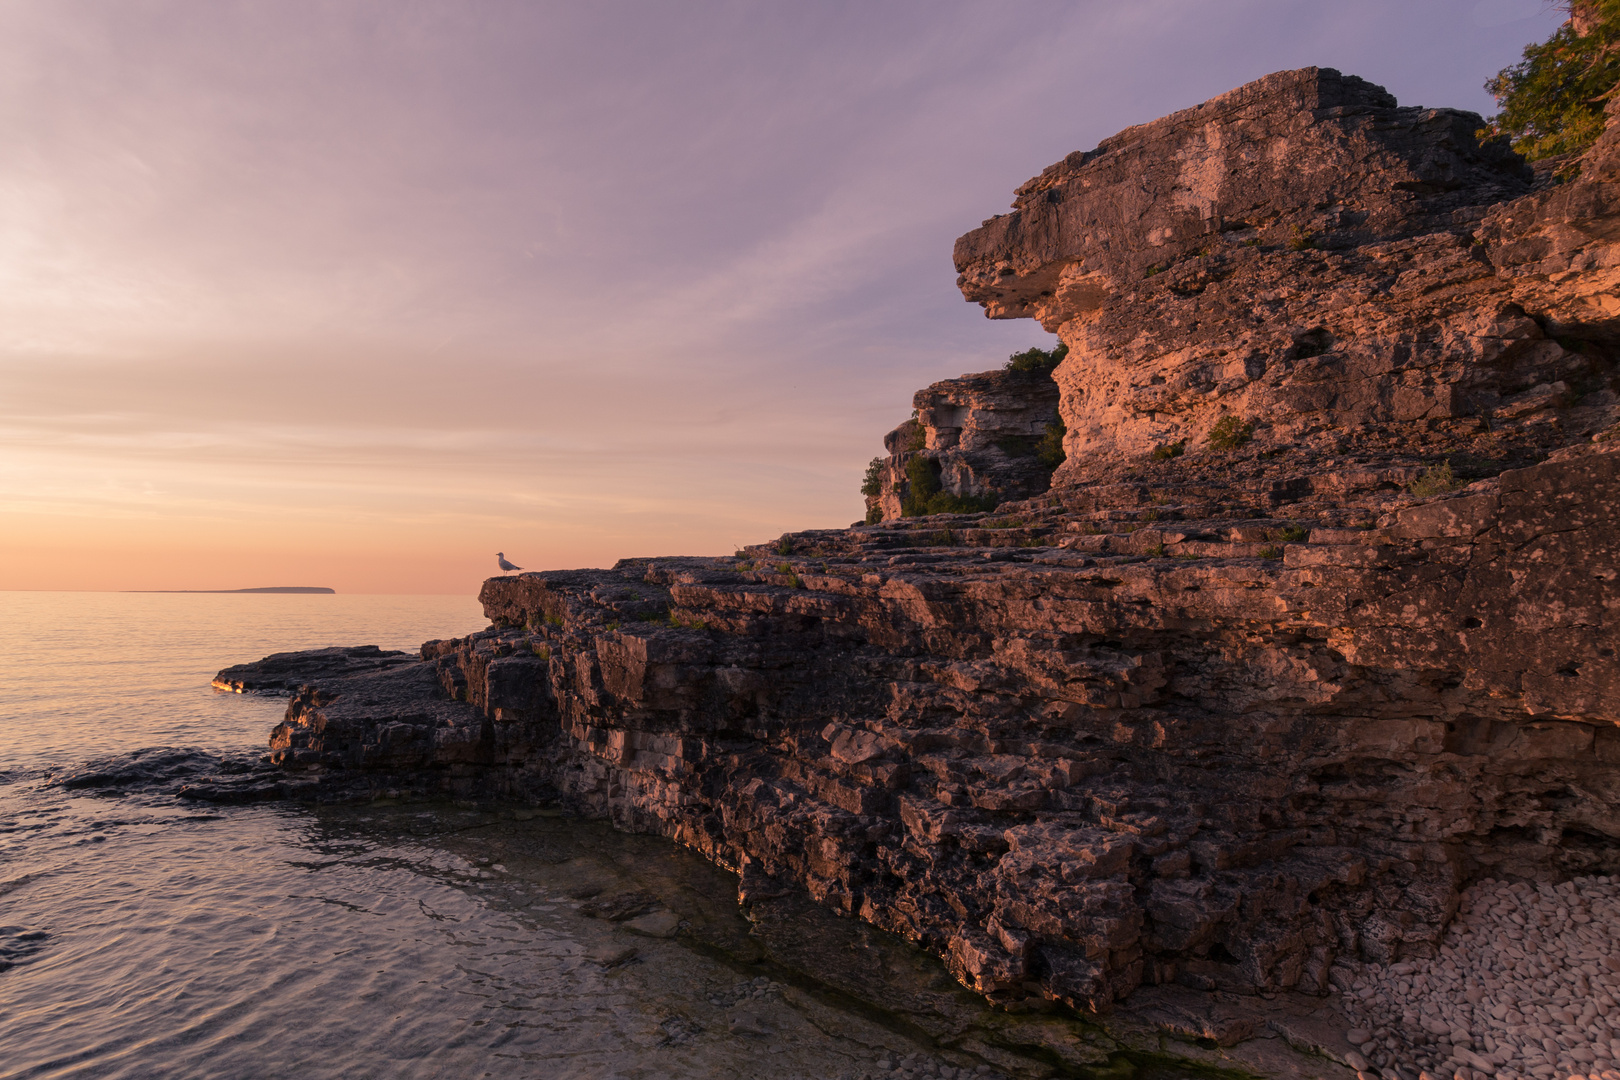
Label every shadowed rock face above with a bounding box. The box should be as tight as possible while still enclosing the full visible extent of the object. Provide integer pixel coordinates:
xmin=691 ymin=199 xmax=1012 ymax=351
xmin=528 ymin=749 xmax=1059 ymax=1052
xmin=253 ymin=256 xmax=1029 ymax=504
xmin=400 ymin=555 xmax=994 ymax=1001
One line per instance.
xmin=870 ymin=368 xmax=1061 ymax=520
xmin=238 ymin=68 xmax=1620 ymax=1050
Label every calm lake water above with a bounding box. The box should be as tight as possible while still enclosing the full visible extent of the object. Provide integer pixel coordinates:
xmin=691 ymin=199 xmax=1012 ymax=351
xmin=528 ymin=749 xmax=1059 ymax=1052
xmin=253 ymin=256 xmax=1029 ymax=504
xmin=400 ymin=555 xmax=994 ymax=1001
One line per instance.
xmin=0 ymin=592 xmax=1004 ymax=1080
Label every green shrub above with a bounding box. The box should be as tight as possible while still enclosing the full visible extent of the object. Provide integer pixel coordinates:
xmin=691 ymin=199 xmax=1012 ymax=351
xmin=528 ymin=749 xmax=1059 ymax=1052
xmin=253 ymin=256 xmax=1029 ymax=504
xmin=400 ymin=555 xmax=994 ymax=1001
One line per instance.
xmin=1485 ymin=1 xmax=1620 ymax=163
xmin=1268 ymin=525 xmax=1309 ymax=542
xmin=904 ymin=454 xmax=940 ymax=506
xmin=775 ymin=537 xmax=794 ymax=556
xmin=1287 ymin=226 xmax=1316 ymax=251
xmin=864 ymin=506 xmax=883 ymax=524
xmin=861 ymin=457 xmax=885 ymax=498
xmin=1004 ymin=343 xmax=1069 ymax=374
xmin=1409 ymin=462 xmax=1466 ymax=497
xmin=1152 ymin=440 xmax=1186 ymax=460
xmin=1035 ymin=419 xmax=1067 ymax=469
xmin=899 ymin=454 xmax=998 ymax=515
xmin=912 ymin=491 xmax=998 ymax=516
xmin=532 ymin=644 xmax=550 ymax=659
xmin=1208 ymin=415 xmax=1254 ymax=451
xmin=1258 ymin=545 xmax=1284 ymax=560
xmin=667 ymin=611 xmax=709 ymax=630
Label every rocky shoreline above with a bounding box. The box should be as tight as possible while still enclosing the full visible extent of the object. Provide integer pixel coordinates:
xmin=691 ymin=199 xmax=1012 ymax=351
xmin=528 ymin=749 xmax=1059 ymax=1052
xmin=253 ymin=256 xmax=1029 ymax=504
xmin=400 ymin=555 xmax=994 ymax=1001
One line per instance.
xmin=210 ymin=67 xmax=1618 ymax=1080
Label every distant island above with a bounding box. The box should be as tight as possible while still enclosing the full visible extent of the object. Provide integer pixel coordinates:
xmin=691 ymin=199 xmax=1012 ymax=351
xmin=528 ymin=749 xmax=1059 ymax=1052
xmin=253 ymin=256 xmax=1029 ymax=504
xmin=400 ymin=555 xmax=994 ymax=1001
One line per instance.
xmin=125 ymin=587 xmax=336 ymax=594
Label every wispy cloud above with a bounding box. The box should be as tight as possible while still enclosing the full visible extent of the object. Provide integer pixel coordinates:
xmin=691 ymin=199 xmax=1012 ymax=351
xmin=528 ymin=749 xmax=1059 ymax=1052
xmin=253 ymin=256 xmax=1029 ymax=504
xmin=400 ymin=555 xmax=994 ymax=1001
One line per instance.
xmin=0 ymin=0 xmax=1563 ymax=590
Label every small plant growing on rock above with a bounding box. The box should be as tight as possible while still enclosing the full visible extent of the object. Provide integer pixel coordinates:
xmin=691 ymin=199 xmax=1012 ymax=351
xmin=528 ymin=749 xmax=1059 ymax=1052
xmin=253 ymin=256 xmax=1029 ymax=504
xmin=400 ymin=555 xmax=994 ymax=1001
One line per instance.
xmin=1268 ymin=525 xmax=1309 ymax=542
xmin=774 ymin=537 xmax=794 ymax=556
xmin=1258 ymin=545 xmax=1284 ymax=560
xmin=1149 ymin=542 xmax=1166 ymax=557
xmin=861 ymin=457 xmax=885 ymax=499
xmin=1208 ymin=415 xmax=1255 ymax=451
xmin=544 ymin=614 xmax=563 ymax=628
xmin=1409 ymin=462 xmax=1466 ymax=496
xmin=1152 ymin=440 xmax=1186 ymax=460
xmin=1287 ymin=226 xmax=1317 ymax=251
xmin=902 ymin=411 xmax=927 ymax=452
xmin=532 ymin=644 xmax=550 ymax=659
xmin=1004 ymin=343 xmax=1068 ymax=374
xmin=903 ymin=454 xmax=941 ymax=512
xmin=1035 ymin=419 xmax=1067 ymax=469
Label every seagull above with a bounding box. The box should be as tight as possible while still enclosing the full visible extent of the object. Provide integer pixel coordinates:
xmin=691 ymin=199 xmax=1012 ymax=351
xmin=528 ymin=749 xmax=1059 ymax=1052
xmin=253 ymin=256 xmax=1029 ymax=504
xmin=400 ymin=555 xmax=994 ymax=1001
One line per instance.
xmin=496 ymin=552 xmax=523 ymax=574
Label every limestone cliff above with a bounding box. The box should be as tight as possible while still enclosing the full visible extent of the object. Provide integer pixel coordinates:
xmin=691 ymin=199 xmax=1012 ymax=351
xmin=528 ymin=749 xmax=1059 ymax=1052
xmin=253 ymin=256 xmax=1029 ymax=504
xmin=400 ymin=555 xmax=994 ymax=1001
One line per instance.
xmin=227 ymin=67 xmax=1620 ymax=1078
xmin=869 ymin=367 xmax=1062 ymax=520
xmin=954 ymin=67 xmax=1617 ymax=474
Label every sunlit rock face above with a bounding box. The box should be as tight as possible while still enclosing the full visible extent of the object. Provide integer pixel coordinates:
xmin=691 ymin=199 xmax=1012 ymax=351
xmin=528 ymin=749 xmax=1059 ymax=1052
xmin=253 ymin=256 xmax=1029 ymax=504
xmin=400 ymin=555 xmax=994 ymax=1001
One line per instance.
xmin=953 ymin=67 xmax=1620 ymax=473
xmin=242 ymin=68 xmax=1620 ymax=1048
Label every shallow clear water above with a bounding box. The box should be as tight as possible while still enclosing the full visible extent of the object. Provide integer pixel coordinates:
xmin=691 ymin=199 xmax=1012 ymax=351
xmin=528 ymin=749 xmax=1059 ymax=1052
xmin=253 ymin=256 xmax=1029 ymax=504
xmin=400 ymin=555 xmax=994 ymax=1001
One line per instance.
xmin=0 ymin=592 xmax=985 ymax=1080
xmin=0 ymin=591 xmax=484 ymax=772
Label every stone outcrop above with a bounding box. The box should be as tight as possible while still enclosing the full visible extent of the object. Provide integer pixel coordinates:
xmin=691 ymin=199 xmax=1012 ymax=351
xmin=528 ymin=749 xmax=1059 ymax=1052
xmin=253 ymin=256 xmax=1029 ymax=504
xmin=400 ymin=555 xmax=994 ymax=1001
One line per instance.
xmin=869 ymin=369 xmax=1061 ymax=521
xmin=214 ymin=645 xmax=414 ymax=694
xmin=953 ymin=67 xmax=1617 ymax=474
xmin=230 ymin=66 xmax=1620 ymax=1072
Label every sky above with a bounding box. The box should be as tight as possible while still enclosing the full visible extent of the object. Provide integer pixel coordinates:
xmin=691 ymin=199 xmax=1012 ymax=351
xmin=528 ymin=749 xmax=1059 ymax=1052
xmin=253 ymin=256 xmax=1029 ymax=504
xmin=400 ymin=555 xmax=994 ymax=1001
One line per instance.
xmin=0 ymin=0 xmax=1568 ymax=593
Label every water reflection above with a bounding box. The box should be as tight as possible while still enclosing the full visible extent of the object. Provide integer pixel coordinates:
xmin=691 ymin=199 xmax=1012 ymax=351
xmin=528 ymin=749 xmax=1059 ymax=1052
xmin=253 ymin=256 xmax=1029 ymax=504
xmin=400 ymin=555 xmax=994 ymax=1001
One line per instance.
xmin=0 ymin=782 xmax=948 ymax=1080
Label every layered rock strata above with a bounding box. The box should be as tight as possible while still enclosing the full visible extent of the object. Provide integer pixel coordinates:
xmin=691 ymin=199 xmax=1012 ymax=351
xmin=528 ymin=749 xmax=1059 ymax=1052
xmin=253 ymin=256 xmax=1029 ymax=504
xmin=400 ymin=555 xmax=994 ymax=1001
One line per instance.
xmin=234 ymin=67 xmax=1620 ymax=1072
xmin=954 ymin=67 xmax=1618 ymax=475
xmin=247 ymin=436 xmax=1620 ymax=1016
xmin=871 ymin=369 xmax=1061 ymax=521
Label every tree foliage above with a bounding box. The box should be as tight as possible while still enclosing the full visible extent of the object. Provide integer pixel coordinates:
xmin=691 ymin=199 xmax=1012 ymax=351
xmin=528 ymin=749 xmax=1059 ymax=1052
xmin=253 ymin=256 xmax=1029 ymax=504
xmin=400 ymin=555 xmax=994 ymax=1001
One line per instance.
xmin=1485 ymin=0 xmax=1620 ymax=162
xmin=1035 ymin=419 xmax=1067 ymax=469
xmin=900 ymin=455 xmax=996 ymax=516
xmin=1004 ymin=343 xmax=1069 ymax=375
xmin=860 ymin=456 xmax=885 ymax=499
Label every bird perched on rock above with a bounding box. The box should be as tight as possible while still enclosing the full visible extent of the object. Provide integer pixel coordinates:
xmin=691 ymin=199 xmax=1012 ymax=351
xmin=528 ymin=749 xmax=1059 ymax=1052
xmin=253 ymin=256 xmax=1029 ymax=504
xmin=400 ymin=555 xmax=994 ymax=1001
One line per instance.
xmin=496 ymin=552 xmax=522 ymax=573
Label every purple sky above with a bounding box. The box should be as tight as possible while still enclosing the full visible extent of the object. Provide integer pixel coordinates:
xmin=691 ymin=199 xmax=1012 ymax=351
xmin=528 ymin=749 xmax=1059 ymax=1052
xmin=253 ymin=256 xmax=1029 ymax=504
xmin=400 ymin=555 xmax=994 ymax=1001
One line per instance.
xmin=0 ymin=0 xmax=1566 ymax=592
